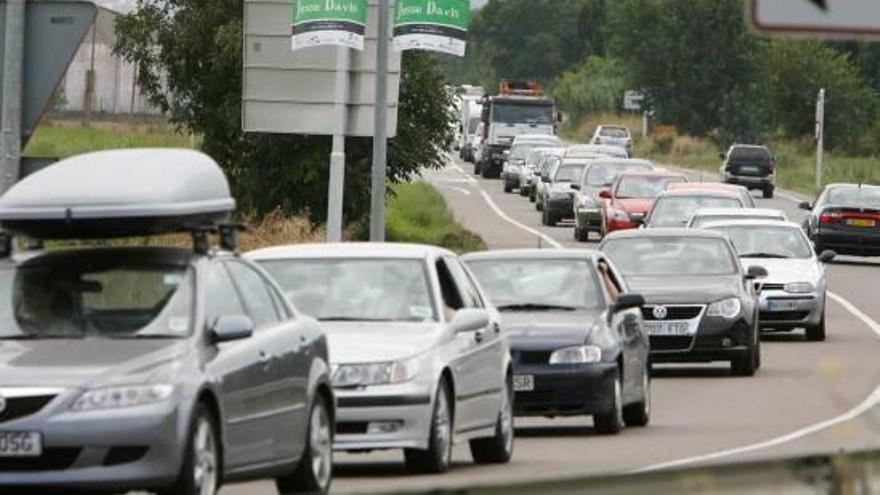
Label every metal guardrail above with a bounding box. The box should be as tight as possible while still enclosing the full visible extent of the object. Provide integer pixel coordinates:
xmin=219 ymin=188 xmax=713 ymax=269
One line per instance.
xmin=394 ymin=450 xmax=880 ymax=495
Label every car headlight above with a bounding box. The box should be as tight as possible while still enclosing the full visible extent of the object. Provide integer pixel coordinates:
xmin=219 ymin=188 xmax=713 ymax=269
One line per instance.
xmin=549 ymin=345 xmax=602 ymax=365
xmin=579 ymin=196 xmax=598 ymax=208
xmin=609 ymin=208 xmax=630 ymax=221
xmin=784 ymin=282 xmax=814 ymax=294
xmin=71 ymin=384 xmax=175 ymax=412
xmin=707 ymin=298 xmax=742 ymax=319
xmin=333 ymin=360 xmax=419 ymax=388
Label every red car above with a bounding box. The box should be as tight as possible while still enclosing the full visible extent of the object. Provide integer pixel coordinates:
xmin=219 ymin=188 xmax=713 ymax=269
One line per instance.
xmin=599 ymin=171 xmax=688 ymax=235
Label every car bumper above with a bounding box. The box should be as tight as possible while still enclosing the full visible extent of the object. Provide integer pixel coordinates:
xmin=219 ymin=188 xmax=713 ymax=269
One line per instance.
xmin=0 ymin=399 xmax=184 ymax=491
xmin=723 ymin=173 xmax=774 ymax=189
xmin=606 ymin=215 xmax=643 ymax=233
xmin=759 ymin=291 xmax=823 ymax=329
xmin=576 ymin=207 xmax=602 ymax=230
xmin=547 ymin=198 xmax=575 ymax=218
xmin=816 ymin=229 xmax=880 ymax=256
xmin=650 ymin=317 xmax=755 ymax=364
xmin=333 ymin=384 xmax=433 ymax=451
xmin=512 ymin=362 xmax=618 ymax=417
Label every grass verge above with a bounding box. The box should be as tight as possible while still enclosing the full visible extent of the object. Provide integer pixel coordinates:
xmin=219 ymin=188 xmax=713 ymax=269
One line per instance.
xmin=24 ymin=120 xmax=197 ymax=159
xmin=386 ymin=182 xmax=487 ymax=253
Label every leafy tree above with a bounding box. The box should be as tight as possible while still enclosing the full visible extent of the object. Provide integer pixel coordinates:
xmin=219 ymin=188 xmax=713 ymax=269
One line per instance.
xmin=553 ymin=56 xmax=625 ymax=120
xmin=114 ymin=0 xmax=452 ymax=223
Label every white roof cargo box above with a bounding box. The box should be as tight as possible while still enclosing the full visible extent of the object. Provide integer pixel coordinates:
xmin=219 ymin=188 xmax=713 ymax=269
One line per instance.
xmin=0 ymin=149 xmax=235 ymax=239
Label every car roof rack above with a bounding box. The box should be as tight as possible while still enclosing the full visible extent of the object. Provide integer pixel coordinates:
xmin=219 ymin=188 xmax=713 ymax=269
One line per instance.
xmin=0 ymin=148 xmax=237 ymax=256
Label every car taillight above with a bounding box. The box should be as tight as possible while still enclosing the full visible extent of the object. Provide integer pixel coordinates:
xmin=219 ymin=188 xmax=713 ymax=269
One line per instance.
xmin=820 ymin=210 xmax=841 ymax=224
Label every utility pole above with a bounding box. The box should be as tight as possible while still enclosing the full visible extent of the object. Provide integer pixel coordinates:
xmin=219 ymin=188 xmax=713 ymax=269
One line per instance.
xmin=327 ymin=46 xmax=350 ymax=242
xmin=815 ymin=88 xmax=825 ymax=192
xmin=369 ymin=0 xmax=389 ymax=242
xmin=0 ymin=0 xmax=25 ymax=194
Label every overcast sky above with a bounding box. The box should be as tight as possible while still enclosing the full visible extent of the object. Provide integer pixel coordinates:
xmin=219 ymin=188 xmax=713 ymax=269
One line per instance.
xmin=97 ymin=0 xmax=489 ymax=14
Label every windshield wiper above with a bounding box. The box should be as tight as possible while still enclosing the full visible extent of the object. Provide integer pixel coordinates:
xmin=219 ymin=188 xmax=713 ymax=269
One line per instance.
xmin=107 ymin=334 xmax=184 ymax=340
xmin=740 ymin=252 xmax=790 ymax=259
xmin=319 ymin=316 xmax=395 ymax=322
xmin=496 ymin=303 xmax=577 ymax=312
xmin=0 ymin=333 xmax=85 ymax=340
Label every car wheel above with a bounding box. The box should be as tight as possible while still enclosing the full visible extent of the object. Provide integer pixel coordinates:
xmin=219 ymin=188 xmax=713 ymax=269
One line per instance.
xmin=161 ymin=404 xmax=220 ymax=495
xmin=276 ymin=394 xmax=333 ymax=495
xmin=405 ymin=380 xmax=453 ymax=474
xmin=529 ymin=190 xmax=536 ymax=203
xmin=806 ymin=306 xmax=827 ymax=342
xmin=763 ymin=187 xmax=774 ymax=199
xmin=519 ymin=187 xmax=528 ymax=197
xmin=576 ymin=225 xmax=589 ymax=242
xmin=731 ymin=328 xmax=759 ymax=376
xmin=503 ymin=180 xmax=512 ymax=193
xmin=481 ymin=164 xmax=493 ymax=179
xmin=470 ymin=375 xmax=514 ymax=464
xmin=623 ymin=368 xmax=651 ymax=427
xmin=473 ymin=161 xmax=481 ymax=175
xmin=593 ymin=371 xmax=624 ymax=435
xmin=547 ymin=212 xmax=557 ymax=227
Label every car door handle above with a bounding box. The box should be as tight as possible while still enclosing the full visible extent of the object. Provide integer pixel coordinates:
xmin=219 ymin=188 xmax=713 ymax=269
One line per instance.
xmin=474 ymin=329 xmax=485 ymax=344
xmin=259 ymin=350 xmax=275 ymax=370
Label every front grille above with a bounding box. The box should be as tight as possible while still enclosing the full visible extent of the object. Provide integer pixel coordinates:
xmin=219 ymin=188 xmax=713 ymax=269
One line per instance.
xmin=650 ymin=336 xmax=693 ymax=351
xmin=760 ymin=311 xmax=810 ymax=322
xmin=642 ymin=306 xmax=703 ymax=321
xmin=762 ymin=283 xmax=785 ymax=291
xmin=0 ymin=395 xmax=56 ymax=423
xmin=516 ymin=351 xmax=552 ymax=365
xmin=103 ymin=446 xmax=149 ymax=467
xmin=0 ymin=448 xmax=81 ymax=472
xmin=336 ymin=422 xmax=368 ymax=435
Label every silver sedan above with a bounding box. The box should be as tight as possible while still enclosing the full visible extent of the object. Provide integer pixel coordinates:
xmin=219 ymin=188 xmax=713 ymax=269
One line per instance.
xmin=248 ymin=243 xmax=514 ymax=474
xmin=702 ymin=220 xmax=836 ymax=341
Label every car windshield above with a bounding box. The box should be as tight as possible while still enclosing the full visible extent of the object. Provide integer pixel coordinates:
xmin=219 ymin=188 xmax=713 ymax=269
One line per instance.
xmin=585 ymin=163 xmax=651 ymax=187
xmin=554 ymin=163 xmax=587 ymax=182
xmin=730 ymin=147 xmax=770 ymax=161
xmin=492 ymin=103 xmax=554 ymax=125
xmin=600 ymin=127 xmax=629 ymax=138
xmin=603 ymin=237 xmax=737 ymax=277
xmin=616 ymin=176 xmax=685 ymax=199
xmin=0 ymin=258 xmax=193 ymax=339
xmin=824 ymin=186 xmax=880 ymax=208
xmin=257 ymin=258 xmax=436 ymax=322
xmin=510 ymin=144 xmax=537 ymax=160
xmin=649 ymin=196 xmax=742 ymax=227
xmin=709 ymin=226 xmax=813 ymax=259
xmin=466 ymin=259 xmax=604 ymax=310
xmin=692 ymin=214 xmax=781 ymax=228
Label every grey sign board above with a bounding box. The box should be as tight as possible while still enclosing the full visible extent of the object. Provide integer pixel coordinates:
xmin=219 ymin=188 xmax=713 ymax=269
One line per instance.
xmin=243 ymin=0 xmax=400 ymax=137
xmin=0 ymin=0 xmax=96 ymax=146
xmin=750 ymin=0 xmax=880 ymax=39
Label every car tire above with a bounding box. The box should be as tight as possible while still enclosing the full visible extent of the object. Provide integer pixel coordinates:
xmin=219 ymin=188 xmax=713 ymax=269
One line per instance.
xmin=161 ymin=403 xmax=220 ymax=495
xmin=503 ymin=181 xmax=512 ymax=193
xmin=519 ymin=187 xmax=528 ymax=197
xmin=623 ymin=368 xmax=651 ymax=427
xmin=529 ymin=190 xmax=536 ymax=203
xmin=593 ymin=371 xmax=624 ymax=435
xmin=731 ymin=330 xmax=759 ymax=377
xmin=470 ymin=375 xmax=514 ymax=464
xmin=763 ymin=187 xmax=774 ymax=199
xmin=481 ymin=164 xmax=494 ymax=179
xmin=576 ymin=225 xmax=589 ymax=242
xmin=473 ymin=162 xmax=481 ymax=175
xmin=536 ymin=198 xmax=543 ymax=211
xmin=276 ymin=394 xmax=333 ymax=495
xmin=405 ymin=380 xmax=453 ymax=474
xmin=806 ymin=307 xmax=827 ymax=342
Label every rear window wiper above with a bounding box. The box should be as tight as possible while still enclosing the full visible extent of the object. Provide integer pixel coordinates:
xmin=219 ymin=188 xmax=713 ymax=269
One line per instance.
xmin=496 ymin=303 xmax=577 ymax=312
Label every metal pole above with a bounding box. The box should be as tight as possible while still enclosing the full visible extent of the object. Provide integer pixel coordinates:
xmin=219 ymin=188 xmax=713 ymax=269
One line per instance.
xmin=0 ymin=0 xmax=25 ymax=194
xmin=85 ymin=19 xmax=97 ymax=123
xmin=327 ymin=45 xmax=350 ymax=242
xmin=816 ymin=88 xmax=825 ymax=192
xmin=369 ymin=0 xmax=390 ymax=242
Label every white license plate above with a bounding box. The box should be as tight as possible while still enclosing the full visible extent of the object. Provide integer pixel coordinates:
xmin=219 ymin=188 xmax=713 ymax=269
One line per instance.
xmin=513 ymin=375 xmax=534 ymax=392
xmin=0 ymin=432 xmax=42 ymax=457
xmin=768 ymin=300 xmax=799 ymax=312
xmin=644 ymin=322 xmax=692 ymax=336
xmin=740 ymin=166 xmax=760 ymax=174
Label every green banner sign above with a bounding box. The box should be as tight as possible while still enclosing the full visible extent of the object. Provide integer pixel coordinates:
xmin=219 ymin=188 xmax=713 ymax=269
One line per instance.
xmin=290 ymin=0 xmax=368 ymax=51
xmin=393 ymin=0 xmax=471 ymax=57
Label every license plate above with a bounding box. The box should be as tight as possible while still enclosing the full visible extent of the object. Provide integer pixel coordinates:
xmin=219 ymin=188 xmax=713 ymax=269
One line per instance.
xmin=513 ymin=375 xmax=534 ymax=392
xmin=768 ymin=300 xmax=799 ymax=312
xmin=0 ymin=432 xmax=42 ymax=457
xmin=644 ymin=322 xmax=692 ymax=336
xmin=847 ymin=218 xmax=876 ymax=227
xmin=740 ymin=166 xmax=760 ymax=175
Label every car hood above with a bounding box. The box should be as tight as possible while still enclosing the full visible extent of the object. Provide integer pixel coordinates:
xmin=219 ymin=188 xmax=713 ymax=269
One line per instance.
xmin=501 ymin=310 xmax=603 ymax=349
xmin=323 ymin=321 xmax=444 ymax=365
xmin=740 ymin=258 xmax=820 ymax=284
xmin=614 ymin=198 xmax=652 ymax=213
xmin=0 ymin=338 xmax=189 ymax=389
xmin=625 ymin=275 xmax=742 ymax=304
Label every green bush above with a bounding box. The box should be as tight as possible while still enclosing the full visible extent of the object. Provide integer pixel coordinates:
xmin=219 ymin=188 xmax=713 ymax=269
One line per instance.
xmin=385 ymin=182 xmax=487 ymax=253
xmin=554 ymin=56 xmax=625 ymax=121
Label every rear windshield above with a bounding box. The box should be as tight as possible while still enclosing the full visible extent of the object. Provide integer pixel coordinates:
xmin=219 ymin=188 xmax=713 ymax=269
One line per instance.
xmin=823 ymin=186 xmax=880 ymax=208
xmin=600 ymin=127 xmax=629 ymax=138
xmin=492 ymin=103 xmax=554 ymax=125
xmin=730 ymin=147 xmax=771 ymax=161
xmin=708 ymin=226 xmax=813 ymax=259
xmin=603 ymin=237 xmax=737 ymax=277
xmin=466 ymin=259 xmax=604 ymax=310
xmin=616 ymin=175 xmax=685 ymax=199
xmin=649 ymin=196 xmax=742 ymax=227
xmin=554 ymin=164 xmax=587 ymax=182
xmin=585 ymin=163 xmax=652 ymax=187
xmin=691 ymin=214 xmax=783 ymax=228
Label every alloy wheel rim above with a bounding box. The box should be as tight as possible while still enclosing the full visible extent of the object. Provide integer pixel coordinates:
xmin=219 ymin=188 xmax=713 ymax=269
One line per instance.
xmin=193 ymin=418 xmax=218 ymax=495
xmin=435 ymin=390 xmax=452 ymax=465
xmin=310 ymin=401 xmax=333 ymax=490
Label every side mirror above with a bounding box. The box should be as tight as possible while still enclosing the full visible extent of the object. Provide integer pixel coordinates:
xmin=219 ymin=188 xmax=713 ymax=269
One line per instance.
xmin=503 ymin=150 xmax=510 ymax=159
xmin=798 ymin=201 xmax=813 ymax=211
xmin=613 ymin=293 xmax=645 ymax=313
xmin=210 ymin=315 xmax=254 ymax=343
xmin=599 ymin=189 xmax=612 ymax=199
xmin=541 ymin=176 xmax=551 ymax=183
xmin=556 ymin=111 xmax=563 ymax=123
xmin=570 ymin=183 xmax=581 ymax=190
xmin=450 ymin=308 xmax=490 ymax=333
xmin=719 ymin=152 xmax=726 ymax=160
xmin=745 ymin=265 xmax=769 ymax=280
xmin=631 ymin=214 xmax=645 ymax=226
xmin=818 ymin=250 xmax=836 ymax=263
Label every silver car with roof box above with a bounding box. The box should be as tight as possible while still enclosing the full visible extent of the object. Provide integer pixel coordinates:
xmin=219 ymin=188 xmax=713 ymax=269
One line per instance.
xmin=0 ymin=149 xmax=333 ymax=495
xmin=687 ymin=207 xmax=788 ymax=228
xmin=248 ymin=243 xmax=514 ymax=474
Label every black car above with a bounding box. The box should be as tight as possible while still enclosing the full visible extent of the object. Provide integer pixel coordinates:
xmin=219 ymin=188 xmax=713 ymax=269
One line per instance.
xmin=463 ymin=249 xmax=649 ymax=435
xmin=800 ymin=183 xmax=880 ymax=257
xmin=600 ymin=229 xmax=766 ymax=376
xmin=720 ymin=145 xmax=775 ymax=199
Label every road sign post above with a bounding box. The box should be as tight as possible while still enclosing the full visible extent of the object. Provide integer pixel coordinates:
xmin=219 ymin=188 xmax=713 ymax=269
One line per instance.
xmin=815 ymin=88 xmax=825 ymax=191
xmin=328 ymin=46 xmax=351 ymax=242
xmin=0 ymin=0 xmax=25 ymax=194
xmin=369 ymin=0 xmax=389 ymax=242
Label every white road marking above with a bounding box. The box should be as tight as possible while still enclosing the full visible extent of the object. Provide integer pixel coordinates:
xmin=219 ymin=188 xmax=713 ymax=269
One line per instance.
xmin=433 ymin=183 xmax=472 ymax=196
xmin=635 ymin=292 xmax=880 ymax=473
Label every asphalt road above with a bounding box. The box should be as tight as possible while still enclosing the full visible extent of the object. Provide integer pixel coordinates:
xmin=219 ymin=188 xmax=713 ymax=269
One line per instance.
xmin=219 ymin=157 xmax=880 ymax=495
